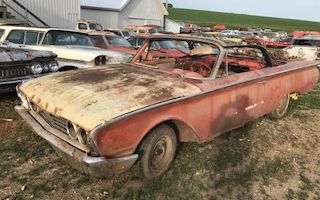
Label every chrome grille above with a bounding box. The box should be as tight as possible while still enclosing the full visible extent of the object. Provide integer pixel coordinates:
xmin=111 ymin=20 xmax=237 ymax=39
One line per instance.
xmin=0 ymin=65 xmax=31 ymax=79
xmin=38 ymin=111 xmax=68 ymax=134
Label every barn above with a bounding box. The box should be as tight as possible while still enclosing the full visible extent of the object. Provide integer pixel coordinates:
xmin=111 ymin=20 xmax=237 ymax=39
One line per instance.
xmin=80 ymin=0 xmax=168 ymax=29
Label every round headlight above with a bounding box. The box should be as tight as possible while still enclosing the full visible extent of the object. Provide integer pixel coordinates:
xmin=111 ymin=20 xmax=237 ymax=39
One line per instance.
xmin=67 ymin=122 xmax=78 ymax=139
xmin=78 ymin=129 xmax=88 ymax=145
xmin=31 ymin=62 xmax=43 ymax=74
xmin=49 ymin=61 xmax=59 ymax=72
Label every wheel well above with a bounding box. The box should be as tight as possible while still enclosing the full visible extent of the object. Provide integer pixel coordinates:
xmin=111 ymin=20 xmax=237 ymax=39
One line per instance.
xmin=134 ymin=120 xmax=198 ymax=153
xmin=58 ymin=66 xmax=78 ymax=71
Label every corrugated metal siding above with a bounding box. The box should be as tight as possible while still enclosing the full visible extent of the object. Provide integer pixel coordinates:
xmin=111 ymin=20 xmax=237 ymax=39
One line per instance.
xmin=7 ymin=0 xmax=80 ymax=29
xmin=123 ymin=0 xmax=164 ymax=26
xmin=81 ymin=0 xmax=166 ymax=28
xmin=81 ymin=9 xmax=120 ymax=29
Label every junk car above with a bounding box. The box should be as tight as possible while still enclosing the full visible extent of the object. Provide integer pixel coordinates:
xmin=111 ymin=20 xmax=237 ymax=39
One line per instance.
xmin=88 ymin=32 xmax=137 ymax=55
xmin=0 ymin=47 xmax=57 ymax=93
xmin=283 ymin=35 xmax=320 ymax=61
xmin=0 ymin=26 xmax=132 ymax=71
xmin=15 ymin=35 xmax=319 ymax=180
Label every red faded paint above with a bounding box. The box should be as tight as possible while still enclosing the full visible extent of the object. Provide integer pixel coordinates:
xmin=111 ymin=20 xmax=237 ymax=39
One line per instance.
xmin=94 ymin=60 xmax=319 ymax=158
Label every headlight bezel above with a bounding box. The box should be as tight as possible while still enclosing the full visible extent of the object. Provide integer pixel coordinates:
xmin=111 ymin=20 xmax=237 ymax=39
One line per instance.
xmin=30 ymin=62 xmax=43 ymax=74
xmin=48 ymin=61 xmax=59 ymax=72
xmin=66 ymin=122 xmax=89 ymax=145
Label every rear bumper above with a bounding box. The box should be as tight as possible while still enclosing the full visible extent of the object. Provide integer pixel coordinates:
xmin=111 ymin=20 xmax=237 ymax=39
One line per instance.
xmin=15 ymin=105 xmax=139 ymax=178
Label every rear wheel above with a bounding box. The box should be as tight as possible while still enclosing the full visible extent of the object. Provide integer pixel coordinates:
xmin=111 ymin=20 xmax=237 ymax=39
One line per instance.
xmin=138 ymin=124 xmax=177 ymax=180
xmin=269 ymin=94 xmax=290 ymax=119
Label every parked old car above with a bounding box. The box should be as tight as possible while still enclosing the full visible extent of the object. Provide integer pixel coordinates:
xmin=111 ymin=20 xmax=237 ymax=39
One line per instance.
xmin=283 ymin=35 xmax=320 ymax=61
xmin=76 ymin=19 xmax=103 ymax=32
xmin=88 ymin=32 xmax=137 ymax=55
xmin=15 ymin=35 xmax=319 ymax=180
xmin=0 ymin=26 xmax=132 ymax=70
xmin=104 ymin=28 xmax=131 ymax=40
xmin=0 ymin=47 xmax=57 ymax=93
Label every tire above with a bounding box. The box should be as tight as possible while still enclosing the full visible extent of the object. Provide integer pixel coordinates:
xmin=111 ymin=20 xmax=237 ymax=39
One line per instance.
xmin=269 ymin=94 xmax=290 ymax=119
xmin=138 ymin=124 xmax=177 ymax=180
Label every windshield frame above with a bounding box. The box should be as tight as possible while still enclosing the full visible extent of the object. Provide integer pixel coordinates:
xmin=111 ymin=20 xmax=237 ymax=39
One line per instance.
xmin=130 ymin=37 xmax=225 ymax=79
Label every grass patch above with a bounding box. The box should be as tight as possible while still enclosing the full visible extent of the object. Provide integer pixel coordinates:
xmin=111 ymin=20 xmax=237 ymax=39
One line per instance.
xmin=168 ymin=8 xmax=320 ymax=32
xmin=31 ymin=183 xmax=53 ymax=194
xmin=299 ymin=174 xmax=314 ymax=192
xmin=294 ymin=82 xmax=320 ymax=110
xmin=259 ymin=156 xmax=294 ymax=184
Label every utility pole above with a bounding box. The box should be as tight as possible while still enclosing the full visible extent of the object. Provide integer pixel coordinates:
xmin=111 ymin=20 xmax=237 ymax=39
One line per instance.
xmin=166 ymin=0 xmax=168 ymax=9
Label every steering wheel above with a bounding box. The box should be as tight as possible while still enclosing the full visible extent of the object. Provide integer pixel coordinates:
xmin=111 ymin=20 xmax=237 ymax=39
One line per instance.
xmin=189 ymin=61 xmax=212 ymax=77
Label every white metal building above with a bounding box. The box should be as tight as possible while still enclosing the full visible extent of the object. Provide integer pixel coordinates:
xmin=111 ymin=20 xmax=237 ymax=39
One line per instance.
xmin=3 ymin=0 xmax=168 ymax=29
xmin=5 ymin=0 xmax=81 ymax=29
xmin=81 ymin=0 xmax=168 ymax=29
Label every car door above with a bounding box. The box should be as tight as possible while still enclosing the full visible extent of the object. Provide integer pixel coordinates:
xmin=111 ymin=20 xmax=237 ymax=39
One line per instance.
xmin=210 ymin=47 xmax=268 ymax=135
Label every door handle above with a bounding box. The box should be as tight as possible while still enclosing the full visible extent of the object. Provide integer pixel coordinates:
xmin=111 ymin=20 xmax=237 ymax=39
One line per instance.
xmin=258 ymin=80 xmax=267 ymax=85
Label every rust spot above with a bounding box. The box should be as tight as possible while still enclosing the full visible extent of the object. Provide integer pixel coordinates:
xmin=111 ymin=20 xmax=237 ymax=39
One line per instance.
xmin=31 ymin=94 xmax=36 ymax=100
xmin=45 ymin=103 xmax=48 ymax=109
xmin=54 ymin=107 xmax=63 ymax=115
xmin=37 ymin=98 xmax=41 ymax=104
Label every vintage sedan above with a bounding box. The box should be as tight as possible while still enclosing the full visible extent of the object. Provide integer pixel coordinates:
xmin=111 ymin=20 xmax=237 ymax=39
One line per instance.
xmin=0 ymin=26 xmax=132 ymax=70
xmin=0 ymin=47 xmax=57 ymax=93
xmin=15 ymin=35 xmax=319 ymax=180
xmin=88 ymin=32 xmax=137 ymax=55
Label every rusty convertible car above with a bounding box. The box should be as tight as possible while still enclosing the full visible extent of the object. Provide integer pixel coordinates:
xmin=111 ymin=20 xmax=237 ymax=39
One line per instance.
xmin=15 ymin=35 xmax=319 ymax=180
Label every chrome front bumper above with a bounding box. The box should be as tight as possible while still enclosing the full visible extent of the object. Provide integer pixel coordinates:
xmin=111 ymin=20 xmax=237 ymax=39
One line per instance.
xmin=15 ymin=105 xmax=139 ymax=178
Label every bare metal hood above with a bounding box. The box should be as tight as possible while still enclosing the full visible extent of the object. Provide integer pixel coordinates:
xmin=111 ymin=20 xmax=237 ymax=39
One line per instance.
xmin=19 ymin=65 xmax=201 ymax=131
xmin=0 ymin=46 xmax=55 ymax=62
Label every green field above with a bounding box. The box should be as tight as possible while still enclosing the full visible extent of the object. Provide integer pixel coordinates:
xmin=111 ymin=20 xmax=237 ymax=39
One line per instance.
xmin=168 ymin=8 xmax=320 ymax=32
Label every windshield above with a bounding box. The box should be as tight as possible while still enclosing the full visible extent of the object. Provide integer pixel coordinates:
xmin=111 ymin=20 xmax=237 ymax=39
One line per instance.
xmin=149 ymin=29 xmax=159 ymax=34
xmin=105 ymin=35 xmax=132 ymax=47
xmin=89 ymin=23 xmax=103 ymax=31
xmin=155 ymin=40 xmax=176 ymax=49
xmin=89 ymin=35 xmax=106 ymax=46
xmin=43 ymin=30 xmax=93 ymax=46
xmin=122 ymin=31 xmax=130 ymax=37
xmin=293 ymin=39 xmax=320 ymax=47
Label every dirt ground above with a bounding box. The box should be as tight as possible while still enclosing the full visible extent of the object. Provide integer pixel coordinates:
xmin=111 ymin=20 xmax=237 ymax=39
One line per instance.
xmin=1 ymin=81 xmax=320 ymax=200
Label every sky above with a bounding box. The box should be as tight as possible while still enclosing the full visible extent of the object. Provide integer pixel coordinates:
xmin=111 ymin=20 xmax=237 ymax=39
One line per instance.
xmin=166 ymin=0 xmax=320 ymax=22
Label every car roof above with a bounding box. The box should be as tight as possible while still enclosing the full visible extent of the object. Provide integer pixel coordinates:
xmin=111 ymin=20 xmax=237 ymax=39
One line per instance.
xmin=0 ymin=25 xmax=89 ymax=35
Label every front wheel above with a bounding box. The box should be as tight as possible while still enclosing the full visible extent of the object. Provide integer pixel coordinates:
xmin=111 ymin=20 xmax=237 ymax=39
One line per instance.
xmin=268 ymin=94 xmax=290 ymax=119
xmin=138 ymin=124 xmax=177 ymax=180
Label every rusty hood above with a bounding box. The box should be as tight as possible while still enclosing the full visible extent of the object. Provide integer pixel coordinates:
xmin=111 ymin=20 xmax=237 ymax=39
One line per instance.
xmin=19 ymin=65 xmax=201 ymax=131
